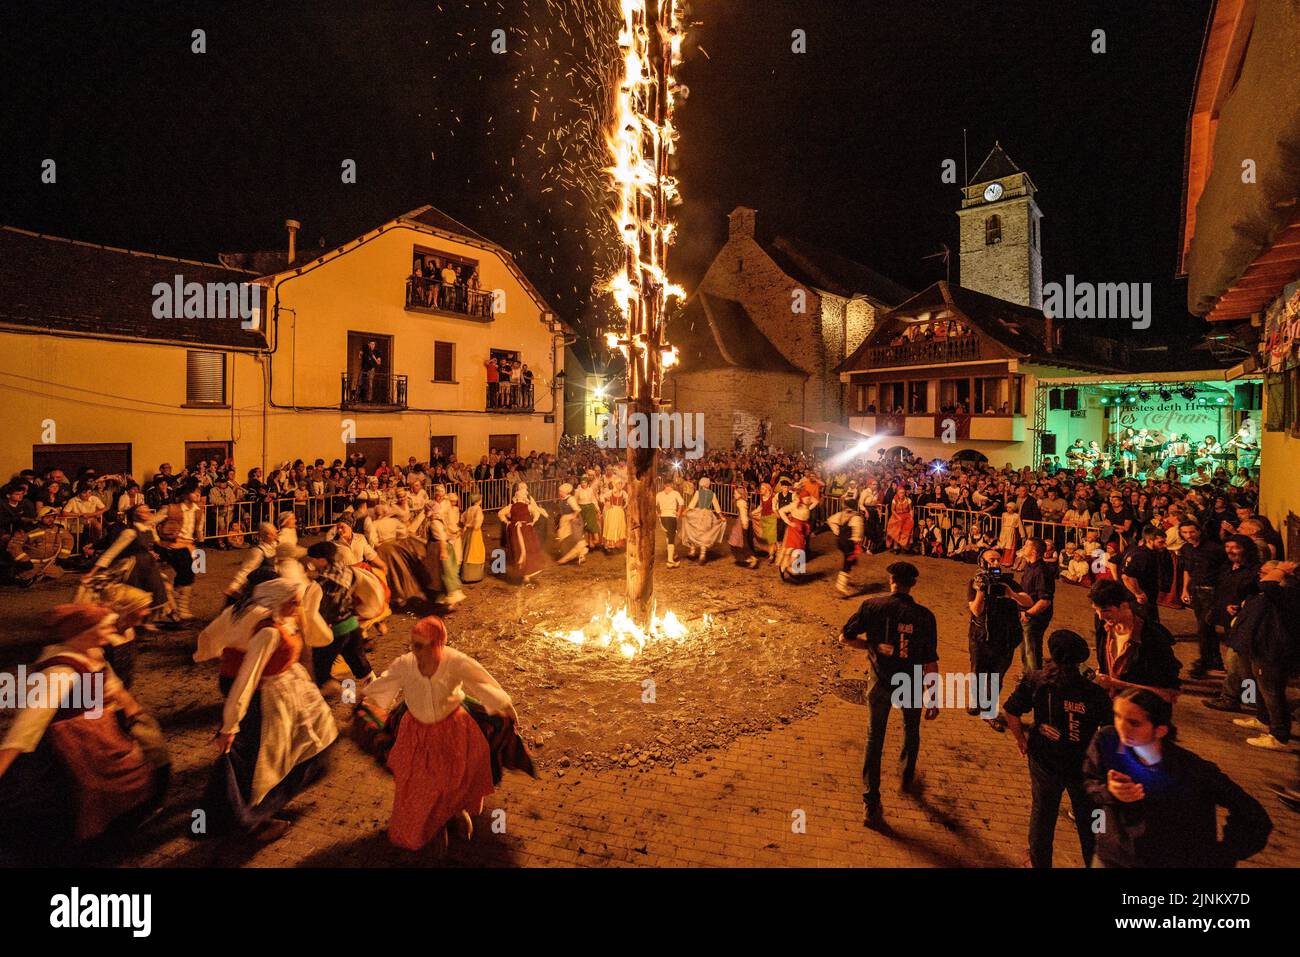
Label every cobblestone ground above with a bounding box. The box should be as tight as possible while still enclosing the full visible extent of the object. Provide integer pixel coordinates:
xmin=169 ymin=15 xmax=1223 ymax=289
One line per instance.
xmin=1 ymin=532 xmax=1297 ymax=868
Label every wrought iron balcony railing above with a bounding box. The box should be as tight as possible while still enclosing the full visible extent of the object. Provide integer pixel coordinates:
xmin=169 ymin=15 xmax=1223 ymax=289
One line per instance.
xmin=405 ymin=275 xmax=494 ymax=320
xmin=342 ymin=372 xmax=408 ymax=409
xmin=867 ymin=334 xmax=979 ymax=367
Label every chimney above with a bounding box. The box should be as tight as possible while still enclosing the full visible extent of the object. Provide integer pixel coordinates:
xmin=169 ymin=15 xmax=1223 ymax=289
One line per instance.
xmin=1043 ymin=313 xmax=1055 ymax=353
xmin=285 ymin=219 xmax=301 ymax=265
xmin=728 ymin=206 xmax=756 ymax=240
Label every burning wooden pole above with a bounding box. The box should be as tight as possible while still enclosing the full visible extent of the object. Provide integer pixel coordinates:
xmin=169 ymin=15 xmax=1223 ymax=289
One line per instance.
xmin=606 ymin=0 xmax=685 ymax=625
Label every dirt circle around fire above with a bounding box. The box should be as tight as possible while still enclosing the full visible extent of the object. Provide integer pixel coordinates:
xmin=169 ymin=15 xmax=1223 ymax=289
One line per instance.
xmin=383 ymin=547 xmax=856 ymax=773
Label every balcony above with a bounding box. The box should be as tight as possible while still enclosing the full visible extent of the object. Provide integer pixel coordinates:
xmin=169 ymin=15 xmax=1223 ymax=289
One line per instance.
xmin=867 ymin=334 xmax=979 ymax=367
xmin=487 ymin=381 xmax=535 ymax=413
xmin=405 ymin=275 xmax=494 ymax=321
xmin=342 ymin=372 xmax=408 ymax=410
xmin=848 ymin=412 xmax=1025 ymax=442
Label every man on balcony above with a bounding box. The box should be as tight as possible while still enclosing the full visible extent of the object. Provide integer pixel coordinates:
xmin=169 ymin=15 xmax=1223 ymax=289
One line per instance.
xmin=360 ymin=340 xmax=382 ymax=404
xmin=439 ymin=260 xmax=458 ymax=310
xmin=485 ymin=356 xmax=500 ymax=409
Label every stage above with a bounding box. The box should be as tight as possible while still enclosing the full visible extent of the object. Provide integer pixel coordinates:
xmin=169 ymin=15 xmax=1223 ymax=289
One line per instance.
xmin=1035 ymin=369 xmax=1263 ymax=482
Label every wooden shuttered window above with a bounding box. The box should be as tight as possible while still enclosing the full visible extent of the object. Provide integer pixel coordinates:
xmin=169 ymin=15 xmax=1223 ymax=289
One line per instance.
xmin=433 ymin=341 xmax=455 ymax=382
xmin=186 ymin=350 xmax=226 ymax=405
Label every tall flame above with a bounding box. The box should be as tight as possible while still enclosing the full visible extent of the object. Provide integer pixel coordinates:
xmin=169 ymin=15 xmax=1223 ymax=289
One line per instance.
xmin=604 ymin=0 xmax=685 ymax=402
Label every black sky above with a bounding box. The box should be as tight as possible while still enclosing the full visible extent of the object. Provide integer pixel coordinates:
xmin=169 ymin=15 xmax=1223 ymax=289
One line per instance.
xmin=1 ymin=0 xmax=1213 ymax=341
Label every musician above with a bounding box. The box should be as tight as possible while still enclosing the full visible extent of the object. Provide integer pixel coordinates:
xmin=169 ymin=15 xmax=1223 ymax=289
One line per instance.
xmin=1158 ymin=433 xmax=1190 ymax=473
xmin=1195 ymin=435 xmax=1222 ymax=469
xmin=1066 ymin=439 xmax=1087 ymax=463
xmin=1085 ymin=441 xmax=1101 ymax=462
xmin=1228 ymin=416 xmax=1260 ymax=472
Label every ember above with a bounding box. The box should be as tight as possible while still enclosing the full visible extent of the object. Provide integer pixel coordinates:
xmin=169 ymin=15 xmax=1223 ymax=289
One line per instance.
xmin=549 ymin=604 xmax=711 ymax=659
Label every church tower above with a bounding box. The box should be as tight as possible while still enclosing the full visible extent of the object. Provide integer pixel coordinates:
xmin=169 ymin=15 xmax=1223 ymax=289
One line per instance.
xmin=956 ymin=142 xmax=1043 ymax=309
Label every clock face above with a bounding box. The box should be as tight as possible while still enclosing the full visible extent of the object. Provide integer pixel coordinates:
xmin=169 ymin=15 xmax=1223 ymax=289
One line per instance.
xmin=983 ymin=182 xmax=1004 ymax=202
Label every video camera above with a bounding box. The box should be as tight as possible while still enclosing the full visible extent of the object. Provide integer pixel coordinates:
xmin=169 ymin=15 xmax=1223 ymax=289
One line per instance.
xmin=974 ymin=564 xmax=1006 ymax=595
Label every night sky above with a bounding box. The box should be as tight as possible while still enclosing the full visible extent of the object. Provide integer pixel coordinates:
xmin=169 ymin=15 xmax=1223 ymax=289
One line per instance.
xmin=1 ymin=0 xmax=1212 ymax=342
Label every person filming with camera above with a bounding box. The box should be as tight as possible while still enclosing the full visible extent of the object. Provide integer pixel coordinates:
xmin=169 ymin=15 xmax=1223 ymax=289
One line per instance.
xmin=967 ymin=548 xmax=1023 ymax=731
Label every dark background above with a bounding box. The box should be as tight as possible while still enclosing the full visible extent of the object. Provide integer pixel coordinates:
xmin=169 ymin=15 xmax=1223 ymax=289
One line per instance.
xmin=0 ymin=0 xmax=1212 ymax=341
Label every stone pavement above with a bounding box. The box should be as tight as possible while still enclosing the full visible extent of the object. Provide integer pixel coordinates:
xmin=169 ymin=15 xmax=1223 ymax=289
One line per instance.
xmin=2 ymin=541 xmax=1297 ymax=868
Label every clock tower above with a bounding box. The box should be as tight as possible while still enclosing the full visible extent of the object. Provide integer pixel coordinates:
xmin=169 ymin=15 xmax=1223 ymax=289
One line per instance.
xmin=956 ymin=142 xmax=1043 ymax=309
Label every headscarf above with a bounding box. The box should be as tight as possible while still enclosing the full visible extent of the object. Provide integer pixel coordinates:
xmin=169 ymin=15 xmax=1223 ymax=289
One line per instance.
xmin=513 ymin=482 xmax=531 ymax=503
xmin=251 ymin=578 xmax=300 ymax=613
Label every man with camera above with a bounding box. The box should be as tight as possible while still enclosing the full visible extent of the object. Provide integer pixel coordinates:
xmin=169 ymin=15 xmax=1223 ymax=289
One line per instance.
xmin=968 ymin=548 xmax=1023 ymax=731
xmin=841 ymin=561 xmax=939 ymax=831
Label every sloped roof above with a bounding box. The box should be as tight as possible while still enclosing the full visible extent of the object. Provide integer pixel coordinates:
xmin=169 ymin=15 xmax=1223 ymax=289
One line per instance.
xmin=669 ymin=292 xmax=805 ymax=376
xmin=403 ymin=205 xmax=494 ymax=245
xmin=838 ymin=281 xmax=1121 ymax=373
xmin=971 ymin=142 xmax=1022 ymax=183
xmin=0 ymin=226 xmax=267 ymax=350
xmin=763 ymin=235 xmax=911 ymax=306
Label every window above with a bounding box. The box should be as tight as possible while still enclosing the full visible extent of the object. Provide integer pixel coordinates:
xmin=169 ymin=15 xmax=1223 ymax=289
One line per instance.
xmin=877 ymin=382 xmax=905 ymax=414
xmin=185 ymin=350 xmax=226 ymax=406
xmin=985 ymin=215 xmax=1002 ymax=246
xmin=906 ymin=381 xmax=928 ymax=414
xmin=853 ymin=383 xmax=869 ymax=414
xmin=974 ymin=377 xmax=1006 ymax=414
xmin=429 ymin=435 xmax=456 ymax=460
xmin=939 ymin=378 xmax=972 ymax=411
xmin=433 ymin=341 xmax=456 ymax=382
xmin=1030 ymin=218 xmax=1038 ymax=250
xmin=185 ymin=441 xmax=232 ymax=470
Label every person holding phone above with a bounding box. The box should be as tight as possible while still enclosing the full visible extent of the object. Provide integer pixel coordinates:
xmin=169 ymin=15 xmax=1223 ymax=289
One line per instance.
xmin=1083 ymin=688 xmax=1271 ymax=867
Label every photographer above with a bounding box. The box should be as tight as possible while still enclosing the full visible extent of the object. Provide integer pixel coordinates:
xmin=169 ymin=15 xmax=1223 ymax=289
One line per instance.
xmin=1013 ymin=538 xmax=1056 ymax=670
xmin=967 ymin=549 xmax=1022 ymax=730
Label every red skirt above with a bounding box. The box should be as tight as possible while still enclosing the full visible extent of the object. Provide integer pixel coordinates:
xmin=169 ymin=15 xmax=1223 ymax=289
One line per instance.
xmin=385 ymin=706 xmax=495 ymax=850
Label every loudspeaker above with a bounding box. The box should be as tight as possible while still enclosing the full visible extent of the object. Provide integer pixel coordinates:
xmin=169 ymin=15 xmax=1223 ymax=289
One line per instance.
xmin=1063 ymin=388 xmax=1079 ymax=411
xmin=1233 ymin=382 xmax=1261 ymax=410
xmin=1048 ymin=389 xmax=1062 ymax=411
xmin=1040 ymin=432 xmax=1057 ymax=455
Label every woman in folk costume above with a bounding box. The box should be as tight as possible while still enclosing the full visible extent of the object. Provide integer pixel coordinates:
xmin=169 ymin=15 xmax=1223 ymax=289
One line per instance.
xmin=362 ymin=616 xmax=523 ymax=853
xmin=208 ymin=579 xmax=338 ymax=842
xmin=884 ymin=484 xmax=915 ymax=553
xmin=682 ymin=476 xmax=727 ymax=564
xmin=498 ymin=482 xmax=547 ymax=582
xmin=84 ymin=503 xmax=172 ymax=620
xmin=0 ymin=604 xmax=169 ymax=849
xmin=554 ymin=483 xmax=590 ymax=565
xmin=371 ymin=504 xmax=438 ymax=606
xmin=575 ymin=474 xmax=602 ymax=548
xmin=776 ymin=494 xmax=813 ymax=581
xmin=459 ymin=491 xmax=487 ymax=584
xmin=326 ymin=520 xmax=392 ymax=637
xmin=728 ymin=482 xmax=759 ymax=568
xmin=223 ymin=522 xmax=279 ymax=604
xmin=998 ymin=500 xmax=1022 ymax=566
xmin=753 ymin=482 xmax=779 ymax=562
xmin=773 ymin=477 xmax=795 ymax=565
xmin=601 ymin=478 xmax=628 ymax=551
xmin=100 ymin=583 xmax=154 ymax=689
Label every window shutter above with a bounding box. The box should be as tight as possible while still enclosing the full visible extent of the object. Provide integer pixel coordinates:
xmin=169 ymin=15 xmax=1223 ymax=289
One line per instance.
xmin=434 ymin=341 xmax=455 ymax=381
xmin=186 ymin=350 xmax=226 ymax=404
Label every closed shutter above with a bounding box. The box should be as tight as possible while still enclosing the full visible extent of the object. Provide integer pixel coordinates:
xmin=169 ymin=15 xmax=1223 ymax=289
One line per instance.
xmin=434 ymin=341 xmax=455 ymax=382
xmin=187 ymin=350 xmax=226 ymax=405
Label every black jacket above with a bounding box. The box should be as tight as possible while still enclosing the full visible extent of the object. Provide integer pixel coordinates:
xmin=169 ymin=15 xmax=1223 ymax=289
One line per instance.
xmin=1084 ymin=727 xmax=1271 ymax=867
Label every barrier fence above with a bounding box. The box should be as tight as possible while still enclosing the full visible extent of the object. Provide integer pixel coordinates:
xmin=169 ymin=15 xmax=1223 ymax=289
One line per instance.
xmin=42 ymin=479 xmax=1115 ymax=561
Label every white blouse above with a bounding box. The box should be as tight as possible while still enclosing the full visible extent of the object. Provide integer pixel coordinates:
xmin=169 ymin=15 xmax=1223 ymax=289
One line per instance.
xmin=363 ymin=648 xmax=511 ymax=724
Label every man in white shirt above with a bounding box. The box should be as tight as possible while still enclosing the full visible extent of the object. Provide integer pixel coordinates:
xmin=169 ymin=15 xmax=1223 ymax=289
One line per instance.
xmin=656 ymin=480 xmax=685 ymax=568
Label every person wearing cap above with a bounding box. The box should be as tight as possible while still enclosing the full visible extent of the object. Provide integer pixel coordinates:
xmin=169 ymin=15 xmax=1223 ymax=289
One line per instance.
xmin=303 ymin=542 xmax=377 ymax=692
xmin=840 ymin=561 xmax=939 ymax=830
xmin=1002 ymin=629 xmax=1113 ymax=867
xmin=0 ymin=604 xmax=169 ymax=847
xmin=362 ymin=615 xmax=519 ymax=852
xmin=208 ymin=578 xmax=338 ymax=842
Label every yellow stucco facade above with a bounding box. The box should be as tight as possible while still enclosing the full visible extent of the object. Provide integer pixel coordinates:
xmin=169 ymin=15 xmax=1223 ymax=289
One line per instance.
xmin=0 ymin=213 xmax=566 ymax=481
